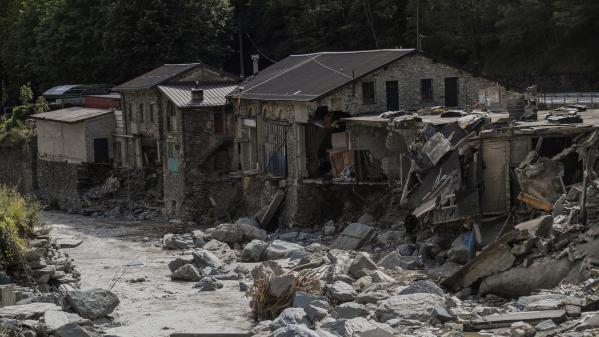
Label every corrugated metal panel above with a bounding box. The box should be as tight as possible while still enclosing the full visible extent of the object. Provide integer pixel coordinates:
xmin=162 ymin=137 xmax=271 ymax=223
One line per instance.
xmin=158 ymin=83 xmax=238 ymax=108
xmin=32 ymin=107 xmax=113 ymax=123
xmin=482 ymin=140 xmax=510 ymax=214
xmin=230 ymin=49 xmax=415 ymax=101
xmin=114 ymin=63 xmax=201 ymax=90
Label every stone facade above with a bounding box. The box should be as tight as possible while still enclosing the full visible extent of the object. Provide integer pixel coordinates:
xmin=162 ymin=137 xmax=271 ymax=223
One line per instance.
xmin=0 ymin=139 xmax=37 ymax=195
xmin=321 ymin=53 xmax=508 ymax=113
xmin=163 ymin=102 xmax=237 ymax=220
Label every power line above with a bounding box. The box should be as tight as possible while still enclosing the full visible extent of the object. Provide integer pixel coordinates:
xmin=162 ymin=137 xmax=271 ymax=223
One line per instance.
xmin=245 ymin=33 xmax=278 ymax=64
xmin=305 ymin=55 xmax=353 ymax=79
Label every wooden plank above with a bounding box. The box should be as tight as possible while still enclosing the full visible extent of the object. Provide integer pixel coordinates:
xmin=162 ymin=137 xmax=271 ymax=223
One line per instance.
xmin=260 ymin=190 xmax=285 ymax=228
xmin=517 ymin=192 xmax=553 ymax=212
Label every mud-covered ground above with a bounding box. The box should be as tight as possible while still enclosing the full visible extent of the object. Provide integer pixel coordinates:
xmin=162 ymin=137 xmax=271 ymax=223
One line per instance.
xmin=42 ymin=211 xmax=253 ymax=337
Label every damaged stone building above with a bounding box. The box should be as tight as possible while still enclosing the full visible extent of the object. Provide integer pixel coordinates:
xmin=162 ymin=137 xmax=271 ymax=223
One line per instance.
xmin=229 ymin=49 xmax=509 ymax=228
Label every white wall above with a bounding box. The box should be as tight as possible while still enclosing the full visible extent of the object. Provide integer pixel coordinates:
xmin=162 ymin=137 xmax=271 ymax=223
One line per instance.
xmin=37 ymin=120 xmax=87 ymax=163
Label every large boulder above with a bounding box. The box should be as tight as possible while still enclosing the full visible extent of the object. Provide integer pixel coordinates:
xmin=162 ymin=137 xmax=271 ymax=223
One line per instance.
xmin=398 ymin=280 xmax=444 ymax=297
xmin=210 ymin=223 xmax=244 ymax=243
xmin=163 ymin=233 xmax=193 ymax=250
xmin=328 ymin=281 xmax=357 ymax=303
xmin=479 ymin=257 xmax=572 ymax=297
xmin=66 ymin=288 xmax=120 ymax=319
xmin=192 ymin=249 xmax=223 ymax=269
xmin=266 ymin=240 xmax=304 ymax=260
xmin=375 ymin=293 xmax=452 ymax=322
xmin=270 ymin=307 xmax=311 ymax=331
xmin=320 ymin=317 xmax=375 ymax=337
xmin=171 ymin=264 xmax=202 ymax=282
xmin=242 ymin=240 xmax=268 ymax=262
xmin=44 ymin=310 xmax=86 ymax=332
xmin=168 ymin=257 xmax=194 ymax=273
xmin=332 ymin=223 xmax=374 ymax=250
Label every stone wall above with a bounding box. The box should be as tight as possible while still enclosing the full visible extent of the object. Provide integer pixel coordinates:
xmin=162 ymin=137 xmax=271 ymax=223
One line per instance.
xmin=0 ymin=139 xmax=37 ymax=195
xmin=37 ymin=160 xmax=111 ymax=211
xmin=121 ymin=89 xmax=161 ymax=139
xmin=323 ymin=53 xmax=508 ymax=113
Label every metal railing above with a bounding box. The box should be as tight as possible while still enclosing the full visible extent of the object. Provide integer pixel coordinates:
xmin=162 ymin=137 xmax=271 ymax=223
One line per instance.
xmin=539 ymin=92 xmax=599 ymax=108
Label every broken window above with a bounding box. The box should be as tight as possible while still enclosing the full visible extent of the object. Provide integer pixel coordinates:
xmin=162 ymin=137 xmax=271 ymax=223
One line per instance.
xmin=362 ymin=81 xmax=375 ymax=105
xmin=149 ymin=104 xmax=155 ymax=123
xmin=421 ymin=79 xmax=433 ymax=101
xmin=167 ymin=101 xmax=176 ymax=131
xmin=214 ymin=112 xmax=225 ymax=136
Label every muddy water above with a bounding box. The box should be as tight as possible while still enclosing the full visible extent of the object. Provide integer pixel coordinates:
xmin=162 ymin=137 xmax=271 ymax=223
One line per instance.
xmin=42 ymin=211 xmax=253 ymax=337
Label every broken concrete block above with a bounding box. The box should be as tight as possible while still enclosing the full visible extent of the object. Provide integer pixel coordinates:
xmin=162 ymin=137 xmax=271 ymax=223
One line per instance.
xmin=167 ymin=257 xmax=194 ymax=273
xmin=328 ymin=281 xmax=357 ymax=303
xmin=332 ymin=223 xmax=374 ymax=250
xmin=515 ymin=215 xmax=553 ymax=238
xmin=447 ymin=233 xmax=470 ymax=265
xmin=171 ymin=264 xmax=202 ymax=282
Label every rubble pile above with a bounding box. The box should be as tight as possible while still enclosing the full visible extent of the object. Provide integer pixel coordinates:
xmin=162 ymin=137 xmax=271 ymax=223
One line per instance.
xmin=0 ymin=227 xmax=121 ymax=337
xmin=160 ymin=204 xmax=599 ymax=337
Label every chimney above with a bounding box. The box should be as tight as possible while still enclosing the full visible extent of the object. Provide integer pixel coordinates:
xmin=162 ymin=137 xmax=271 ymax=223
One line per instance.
xmin=191 ymin=88 xmax=204 ymax=103
xmin=251 ymin=54 xmax=260 ymax=75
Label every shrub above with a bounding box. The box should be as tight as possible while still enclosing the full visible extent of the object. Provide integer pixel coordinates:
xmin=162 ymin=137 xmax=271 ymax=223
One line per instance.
xmin=0 ymin=186 xmax=37 ymax=265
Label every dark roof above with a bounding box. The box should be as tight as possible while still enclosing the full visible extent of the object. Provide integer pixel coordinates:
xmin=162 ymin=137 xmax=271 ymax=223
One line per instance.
xmin=231 ymin=49 xmax=416 ymax=101
xmin=114 ymin=63 xmax=202 ymax=91
xmin=32 ymin=107 xmax=114 ymax=123
xmin=158 ymin=82 xmax=238 ymax=108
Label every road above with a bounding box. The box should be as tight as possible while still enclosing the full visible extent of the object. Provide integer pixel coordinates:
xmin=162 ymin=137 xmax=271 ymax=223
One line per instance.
xmin=42 ymin=211 xmax=253 ymax=337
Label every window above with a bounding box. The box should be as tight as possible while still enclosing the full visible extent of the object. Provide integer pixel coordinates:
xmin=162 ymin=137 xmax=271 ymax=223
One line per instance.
xmin=138 ymin=104 xmax=144 ymax=123
xmin=421 ymin=79 xmax=433 ymax=101
xmin=167 ymin=101 xmax=176 ymax=131
xmin=214 ymin=112 xmax=225 ymax=135
xmin=362 ymin=81 xmax=375 ymax=105
xmin=149 ymin=104 xmax=155 ymax=123
xmin=128 ymin=103 xmax=133 ymax=122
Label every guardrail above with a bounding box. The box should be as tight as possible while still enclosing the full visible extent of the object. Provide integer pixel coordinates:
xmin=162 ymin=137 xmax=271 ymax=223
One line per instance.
xmin=539 ymin=92 xmax=599 ymax=108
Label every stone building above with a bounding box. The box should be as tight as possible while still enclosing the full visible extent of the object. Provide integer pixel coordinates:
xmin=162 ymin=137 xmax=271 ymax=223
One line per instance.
xmin=158 ymin=81 xmax=240 ymax=220
xmin=229 ymin=49 xmax=510 ymax=228
xmin=32 ymin=107 xmax=116 ymax=210
xmin=113 ymin=63 xmax=238 ymax=169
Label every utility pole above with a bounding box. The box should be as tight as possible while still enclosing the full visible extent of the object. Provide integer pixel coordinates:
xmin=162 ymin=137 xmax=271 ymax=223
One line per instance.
xmin=416 ymin=0 xmax=422 ymax=51
xmin=238 ymin=16 xmax=245 ymax=79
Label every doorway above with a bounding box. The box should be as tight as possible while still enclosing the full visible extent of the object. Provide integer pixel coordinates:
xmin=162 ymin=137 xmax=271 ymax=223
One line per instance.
xmin=444 ymin=77 xmax=459 ymax=107
xmin=386 ymin=81 xmax=399 ymax=111
xmin=93 ymin=138 xmax=109 ymax=163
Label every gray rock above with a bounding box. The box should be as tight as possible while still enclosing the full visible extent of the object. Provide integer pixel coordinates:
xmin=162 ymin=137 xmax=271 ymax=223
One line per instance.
xmin=369 ymin=270 xmax=394 ymax=283
xmin=327 ymin=250 xmax=353 ymax=276
xmin=323 ymin=222 xmax=336 ymax=236
xmin=66 ymin=289 xmax=119 ymax=319
xmin=192 ymin=248 xmax=223 ymax=269
xmin=398 ymin=280 xmax=444 ymax=297
xmin=306 ymin=305 xmax=329 ymax=322
xmin=17 ymin=293 xmax=61 ymax=305
xmin=320 ymin=317 xmax=375 ymax=337
xmin=447 ymin=233 xmax=470 ymax=265
xmin=397 ymin=243 xmax=414 ymax=256
xmin=535 ymin=319 xmax=557 ymax=332
xmin=168 ymin=257 xmax=194 ymax=273
xmin=511 ymin=321 xmax=535 ymax=337
xmin=375 ymin=293 xmax=451 ymax=322
xmin=376 ymin=251 xmax=404 ymax=270
xmin=270 ymin=307 xmax=311 ymax=331
xmin=348 ymin=253 xmax=378 ymax=279
xmin=272 ymin=324 xmax=319 ymax=337
xmin=210 ymin=223 xmax=244 ymax=243
xmin=328 ymin=281 xmax=357 ymax=303
xmin=333 ymin=274 xmax=355 ymax=284
xmin=0 ymin=303 xmax=61 ymax=319
xmin=213 ymin=271 xmax=239 ymax=280
xmin=171 ymin=264 xmax=202 ymax=282
xmin=241 ymin=239 xmax=268 ymax=262
xmin=332 ymin=223 xmax=374 ymax=250
xmin=269 ymin=273 xmax=296 ymax=297
xmin=44 ymin=310 xmax=86 ymax=332
xmin=266 ymin=240 xmax=304 ymax=260
xmin=334 ymin=302 xmax=369 ymax=319
xmin=376 ymin=230 xmax=403 ymax=246
xmin=357 ymin=213 xmax=375 ymax=224
xmin=238 ymin=222 xmax=268 ymax=241
xmin=55 ymin=323 xmax=97 ymax=337
xmin=293 ymin=291 xmax=329 ymax=311
xmin=235 ymin=217 xmax=260 ymax=228
xmin=194 ymin=277 xmax=224 ymax=291
xmin=163 ymin=234 xmax=193 ymax=250
xmin=356 ymin=291 xmax=389 ymax=304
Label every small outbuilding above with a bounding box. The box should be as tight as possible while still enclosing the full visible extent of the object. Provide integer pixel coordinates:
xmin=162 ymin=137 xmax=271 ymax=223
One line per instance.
xmin=33 ymin=107 xmax=116 ymax=163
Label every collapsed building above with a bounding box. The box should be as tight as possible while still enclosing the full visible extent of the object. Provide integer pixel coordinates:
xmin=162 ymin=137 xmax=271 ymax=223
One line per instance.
xmin=229 ymin=48 xmax=510 ymax=228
